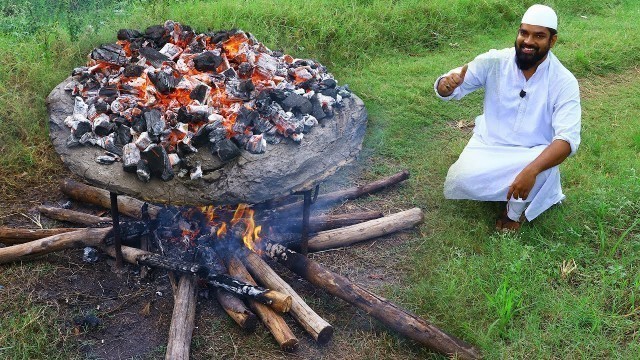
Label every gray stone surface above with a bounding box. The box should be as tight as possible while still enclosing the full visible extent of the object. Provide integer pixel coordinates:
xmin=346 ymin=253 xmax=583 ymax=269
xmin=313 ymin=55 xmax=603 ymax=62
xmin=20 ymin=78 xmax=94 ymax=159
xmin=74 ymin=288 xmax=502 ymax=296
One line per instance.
xmin=47 ymin=77 xmax=367 ymax=206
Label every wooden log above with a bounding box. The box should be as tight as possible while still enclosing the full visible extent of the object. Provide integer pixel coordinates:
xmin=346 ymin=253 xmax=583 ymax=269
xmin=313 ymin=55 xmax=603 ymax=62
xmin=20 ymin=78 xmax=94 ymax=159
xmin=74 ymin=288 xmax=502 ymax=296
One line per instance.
xmin=214 ymin=288 xmax=258 ymax=331
xmin=37 ymin=205 xmax=112 ymax=226
xmin=165 ymin=274 xmax=198 ymax=360
xmin=226 ymin=255 xmax=298 ymax=351
xmin=264 ymin=242 xmax=482 ymax=360
xmin=60 ymin=178 xmax=160 ymax=219
xmin=269 ymin=211 xmax=384 ymax=234
xmin=240 ymin=250 xmax=333 ymax=344
xmin=306 ymin=208 xmax=424 ymax=252
xmin=0 ymin=227 xmax=111 ymax=264
xmin=273 ymin=170 xmax=410 ymax=213
xmin=99 ymin=245 xmax=290 ymax=310
xmin=0 ymin=227 xmax=81 ymax=245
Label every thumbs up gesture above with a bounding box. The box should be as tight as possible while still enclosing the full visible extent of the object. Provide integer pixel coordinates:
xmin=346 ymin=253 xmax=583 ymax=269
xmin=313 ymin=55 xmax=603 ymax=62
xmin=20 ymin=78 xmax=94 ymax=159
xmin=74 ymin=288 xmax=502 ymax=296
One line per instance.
xmin=437 ymin=64 xmax=468 ymax=97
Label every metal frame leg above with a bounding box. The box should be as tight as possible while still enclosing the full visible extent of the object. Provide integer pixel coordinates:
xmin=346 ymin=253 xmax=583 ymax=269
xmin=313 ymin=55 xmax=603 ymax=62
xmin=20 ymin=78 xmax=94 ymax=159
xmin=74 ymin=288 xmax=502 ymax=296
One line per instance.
xmin=299 ymin=184 xmax=320 ymax=256
xmin=110 ymin=192 xmax=124 ymax=269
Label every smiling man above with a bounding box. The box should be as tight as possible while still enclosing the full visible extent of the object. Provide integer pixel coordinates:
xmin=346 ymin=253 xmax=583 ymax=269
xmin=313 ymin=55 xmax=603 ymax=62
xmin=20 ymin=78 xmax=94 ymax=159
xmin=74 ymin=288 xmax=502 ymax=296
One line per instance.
xmin=435 ymin=4 xmax=581 ymax=230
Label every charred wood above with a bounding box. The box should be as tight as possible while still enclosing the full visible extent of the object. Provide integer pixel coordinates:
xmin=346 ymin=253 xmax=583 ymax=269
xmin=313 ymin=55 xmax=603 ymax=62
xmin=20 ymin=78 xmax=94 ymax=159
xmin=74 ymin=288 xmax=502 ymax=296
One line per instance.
xmin=240 ymin=249 xmax=333 ymax=344
xmin=226 ymin=255 xmax=298 ymax=351
xmin=264 ymin=242 xmax=482 ymax=360
xmin=214 ymin=288 xmax=258 ymax=331
xmin=36 ymin=205 xmax=112 ymax=226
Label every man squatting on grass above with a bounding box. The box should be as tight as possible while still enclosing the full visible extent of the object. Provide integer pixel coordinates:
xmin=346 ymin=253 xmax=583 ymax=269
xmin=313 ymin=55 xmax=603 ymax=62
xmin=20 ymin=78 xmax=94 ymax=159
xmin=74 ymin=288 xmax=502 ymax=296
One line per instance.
xmin=435 ymin=4 xmax=581 ymax=231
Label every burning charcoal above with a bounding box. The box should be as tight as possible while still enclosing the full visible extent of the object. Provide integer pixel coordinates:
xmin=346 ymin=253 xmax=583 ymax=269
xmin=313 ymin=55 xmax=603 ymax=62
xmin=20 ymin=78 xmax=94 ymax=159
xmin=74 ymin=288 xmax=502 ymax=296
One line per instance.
xmin=73 ymin=97 xmax=88 ymax=117
xmin=273 ymin=109 xmax=303 ymax=136
xmin=226 ymin=79 xmax=254 ymax=101
xmin=139 ymin=46 xmax=170 ymax=68
xmin=168 ymin=153 xmax=181 ymax=167
xmin=94 ymin=99 xmax=109 ymax=114
xmin=302 ymin=114 xmax=318 ymax=133
xmin=115 ymin=124 xmax=133 ymax=147
xmin=144 ymin=109 xmax=165 ymax=136
xmin=263 ymin=133 xmax=281 ymax=145
xmin=83 ymin=247 xmax=100 ymax=263
xmin=122 ymin=143 xmax=141 ymax=173
xmin=176 ymin=107 xmax=194 ymax=124
xmin=190 ymin=164 xmax=203 ymax=180
xmin=141 ymin=144 xmax=174 ymax=181
xmin=135 ymin=132 xmax=152 ymax=150
xmin=189 ymin=84 xmax=209 ymax=103
xmin=123 ymin=64 xmax=145 ymax=78
xmin=291 ymin=132 xmax=304 ymax=142
xmin=238 ymin=62 xmax=253 ymax=78
xmin=235 ymin=107 xmax=258 ymax=129
xmin=310 ymin=94 xmax=327 ymax=120
xmin=282 ymin=92 xmax=312 ymax=114
xmin=131 ymin=114 xmax=147 ymax=133
xmin=90 ymin=43 xmax=128 ymax=66
xmin=99 ymin=86 xmax=119 ymax=100
xmin=136 ymin=160 xmax=151 ymax=182
xmin=222 ymin=67 xmax=237 ymax=79
xmin=320 ymin=87 xmax=338 ymax=98
xmin=79 ymin=132 xmax=99 ymax=146
xmin=193 ymin=51 xmax=222 ymax=72
xmin=102 ymin=135 xmax=123 ymax=156
xmin=319 ymin=78 xmax=337 ymax=90
xmin=191 ymin=123 xmax=214 ymax=147
xmin=246 ymin=134 xmax=267 ymax=154
xmin=208 ymin=30 xmax=231 ymax=44
xmin=144 ymin=25 xmax=170 ymax=47
xmin=177 ymin=138 xmax=198 ymax=156
xmin=148 ymin=70 xmax=180 ymax=94
xmin=159 ymin=43 xmax=183 ymax=60
xmin=117 ymin=29 xmax=142 ymax=40
xmin=211 ymin=138 xmax=240 ymax=162
xmin=186 ymin=105 xmax=211 ymax=122
xmin=93 ymin=114 xmax=115 ymax=136
xmin=73 ymin=117 xmax=93 ymax=137
xmin=96 ymin=154 xmax=118 ymax=165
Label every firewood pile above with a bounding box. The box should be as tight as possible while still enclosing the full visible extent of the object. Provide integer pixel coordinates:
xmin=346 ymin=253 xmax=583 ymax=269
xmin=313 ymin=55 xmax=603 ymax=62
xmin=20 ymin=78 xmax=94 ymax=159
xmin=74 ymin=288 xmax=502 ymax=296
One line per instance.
xmin=0 ymin=171 xmax=481 ymax=360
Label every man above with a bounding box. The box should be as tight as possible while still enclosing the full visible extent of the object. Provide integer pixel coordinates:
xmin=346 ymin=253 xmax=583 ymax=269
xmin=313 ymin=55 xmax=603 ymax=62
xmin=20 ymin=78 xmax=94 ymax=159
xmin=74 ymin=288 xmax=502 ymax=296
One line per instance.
xmin=435 ymin=4 xmax=581 ymax=230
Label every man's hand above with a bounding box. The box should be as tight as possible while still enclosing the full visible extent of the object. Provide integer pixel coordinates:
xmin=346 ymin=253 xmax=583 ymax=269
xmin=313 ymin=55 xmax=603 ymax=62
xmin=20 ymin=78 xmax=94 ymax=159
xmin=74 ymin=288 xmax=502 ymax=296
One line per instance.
xmin=507 ymin=167 xmax=537 ymax=200
xmin=437 ymin=64 xmax=468 ymax=97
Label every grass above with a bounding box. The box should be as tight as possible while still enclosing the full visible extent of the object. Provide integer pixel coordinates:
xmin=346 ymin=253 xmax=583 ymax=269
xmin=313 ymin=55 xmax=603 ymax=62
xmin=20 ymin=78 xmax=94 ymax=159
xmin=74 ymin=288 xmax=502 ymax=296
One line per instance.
xmin=1 ymin=0 xmax=639 ymax=358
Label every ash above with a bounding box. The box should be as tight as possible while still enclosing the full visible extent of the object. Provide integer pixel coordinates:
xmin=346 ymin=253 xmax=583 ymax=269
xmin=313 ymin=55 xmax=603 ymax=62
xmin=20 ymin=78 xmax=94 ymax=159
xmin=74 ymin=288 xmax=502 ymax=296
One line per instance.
xmin=64 ymin=21 xmax=351 ymax=183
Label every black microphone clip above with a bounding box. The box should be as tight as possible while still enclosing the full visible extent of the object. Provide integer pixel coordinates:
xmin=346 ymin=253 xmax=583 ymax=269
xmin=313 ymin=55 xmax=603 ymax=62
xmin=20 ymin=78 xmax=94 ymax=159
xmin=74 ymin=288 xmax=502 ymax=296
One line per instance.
xmin=519 ymin=89 xmax=526 ymax=98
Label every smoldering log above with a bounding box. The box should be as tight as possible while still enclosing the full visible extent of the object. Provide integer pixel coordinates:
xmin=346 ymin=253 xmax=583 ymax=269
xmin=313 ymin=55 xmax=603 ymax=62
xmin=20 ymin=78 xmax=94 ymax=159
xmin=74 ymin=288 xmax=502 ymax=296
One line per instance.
xmin=60 ymin=178 xmax=160 ymax=219
xmin=0 ymin=227 xmax=83 ymax=245
xmin=0 ymin=227 xmax=111 ymax=264
xmin=273 ymin=170 xmax=410 ymax=214
xmin=226 ymin=255 xmax=298 ymax=351
xmin=240 ymin=250 xmax=333 ymax=344
xmin=214 ymin=288 xmax=258 ymax=331
xmin=36 ymin=205 xmax=112 ymax=226
xmin=165 ymin=274 xmax=197 ymax=360
xmin=264 ymin=242 xmax=482 ymax=360
xmin=99 ymin=245 xmax=291 ymax=310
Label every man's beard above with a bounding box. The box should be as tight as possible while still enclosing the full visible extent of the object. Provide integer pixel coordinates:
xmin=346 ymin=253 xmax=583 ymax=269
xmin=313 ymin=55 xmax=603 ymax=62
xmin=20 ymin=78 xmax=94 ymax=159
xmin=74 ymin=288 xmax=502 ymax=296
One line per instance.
xmin=514 ymin=40 xmax=549 ymax=70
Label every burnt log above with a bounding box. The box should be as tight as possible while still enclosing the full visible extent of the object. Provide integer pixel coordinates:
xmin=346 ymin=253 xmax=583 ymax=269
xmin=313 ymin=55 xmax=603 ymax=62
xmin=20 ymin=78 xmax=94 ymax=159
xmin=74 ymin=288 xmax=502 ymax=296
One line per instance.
xmin=264 ymin=242 xmax=482 ymax=360
xmin=0 ymin=227 xmax=84 ymax=245
xmin=214 ymin=288 xmax=258 ymax=331
xmin=274 ymin=169 xmax=410 ymax=214
xmin=226 ymin=255 xmax=298 ymax=351
xmin=60 ymin=178 xmax=160 ymax=219
xmin=166 ymin=274 xmax=198 ymax=360
xmin=36 ymin=205 xmax=112 ymax=226
xmin=240 ymin=250 xmax=333 ymax=344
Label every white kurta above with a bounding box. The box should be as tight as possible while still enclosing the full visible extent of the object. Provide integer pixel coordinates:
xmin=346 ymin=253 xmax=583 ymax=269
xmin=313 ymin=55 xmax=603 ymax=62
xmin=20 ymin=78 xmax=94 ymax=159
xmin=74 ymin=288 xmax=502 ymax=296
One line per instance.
xmin=435 ymin=48 xmax=581 ymax=220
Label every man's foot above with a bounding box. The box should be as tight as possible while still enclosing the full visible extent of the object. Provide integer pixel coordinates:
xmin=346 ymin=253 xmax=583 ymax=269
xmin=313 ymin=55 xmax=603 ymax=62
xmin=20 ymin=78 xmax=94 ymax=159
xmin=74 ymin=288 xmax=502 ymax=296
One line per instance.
xmin=495 ymin=210 xmax=521 ymax=231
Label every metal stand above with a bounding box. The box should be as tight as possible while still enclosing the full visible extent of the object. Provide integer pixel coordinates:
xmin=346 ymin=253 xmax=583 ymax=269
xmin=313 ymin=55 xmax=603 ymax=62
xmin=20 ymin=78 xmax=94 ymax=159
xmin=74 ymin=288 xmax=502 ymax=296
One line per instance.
xmin=295 ymin=184 xmax=320 ymax=256
xmin=110 ymin=192 xmax=124 ymax=269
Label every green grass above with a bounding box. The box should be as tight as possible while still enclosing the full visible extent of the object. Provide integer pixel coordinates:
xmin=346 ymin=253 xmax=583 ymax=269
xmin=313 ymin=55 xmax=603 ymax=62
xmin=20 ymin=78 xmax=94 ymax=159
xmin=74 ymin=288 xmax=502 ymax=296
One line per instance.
xmin=1 ymin=0 xmax=639 ymax=358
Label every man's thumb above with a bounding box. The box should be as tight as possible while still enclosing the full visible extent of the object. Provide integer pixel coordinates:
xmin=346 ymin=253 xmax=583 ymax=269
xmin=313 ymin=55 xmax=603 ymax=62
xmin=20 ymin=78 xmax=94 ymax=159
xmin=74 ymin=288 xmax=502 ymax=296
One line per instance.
xmin=460 ymin=64 xmax=468 ymax=78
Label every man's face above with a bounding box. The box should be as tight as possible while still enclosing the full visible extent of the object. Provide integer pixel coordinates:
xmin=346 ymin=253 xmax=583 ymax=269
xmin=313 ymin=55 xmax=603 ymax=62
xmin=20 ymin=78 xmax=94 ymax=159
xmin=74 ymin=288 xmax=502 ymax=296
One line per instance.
xmin=514 ymin=23 xmax=557 ymax=70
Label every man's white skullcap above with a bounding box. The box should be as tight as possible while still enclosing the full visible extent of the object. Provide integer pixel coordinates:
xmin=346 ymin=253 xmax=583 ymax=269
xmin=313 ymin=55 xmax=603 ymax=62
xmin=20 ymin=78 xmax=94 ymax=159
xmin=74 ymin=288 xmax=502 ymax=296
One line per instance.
xmin=521 ymin=4 xmax=557 ymax=30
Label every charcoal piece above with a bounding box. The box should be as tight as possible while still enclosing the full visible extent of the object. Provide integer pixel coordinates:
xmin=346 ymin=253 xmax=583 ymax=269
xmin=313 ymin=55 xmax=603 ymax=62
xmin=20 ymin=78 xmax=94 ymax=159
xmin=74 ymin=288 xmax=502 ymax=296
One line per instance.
xmin=320 ymin=88 xmax=338 ymax=98
xmin=263 ymin=133 xmax=281 ymax=145
xmin=232 ymin=133 xmax=251 ymax=147
xmin=253 ymin=116 xmax=275 ymax=134
xmin=122 ymin=143 xmax=140 ymax=173
xmin=144 ymin=109 xmax=165 ymax=136
xmin=73 ymin=97 xmax=88 ymax=117
xmin=193 ymin=51 xmax=222 ymax=72
xmin=136 ymin=160 xmax=151 ymax=182
xmin=113 ymin=116 xmax=128 ymax=126
xmin=141 ymin=144 xmax=174 ymax=181
xmin=176 ymin=107 xmax=194 ymax=124
xmin=119 ymin=84 xmax=138 ymax=95
xmin=337 ymin=86 xmax=351 ymax=98
xmin=282 ymin=93 xmax=312 ymax=114
xmin=103 ymin=136 xmax=123 ymax=157
xmin=222 ymin=67 xmax=237 ymax=79
xmin=90 ymin=44 xmax=127 ymax=66
xmin=148 ymin=71 xmax=180 ymax=94
xmin=189 ymin=84 xmax=209 ymax=103
xmin=144 ymin=25 xmax=170 ymax=47
xmin=73 ymin=119 xmax=92 ymax=137
xmin=79 ymin=132 xmax=99 ymax=145
xmin=66 ymin=134 xmax=80 ymax=147
xmin=117 ymin=29 xmax=142 ymax=41
xmin=124 ymin=64 xmax=145 ymax=78
xmin=94 ymin=99 xmax=109 ymax=114
xmin=226 ymin=79 xmax=253 ymax=101
xmin=94 ymin=120 xmax=115 ymax=137
xmin=236 ymin=107 xmax=259 ymax=128
xmin=269 ymin=89 xmax=287 ymax=104
xmin=135 ymin=132 xmax=152 ymax=150
xmin=83 ymin=247 xmax=99 ymax=263
xmin=177 ymin=140 xmax=198 ymax=157
xmin=310 ymin=94 xmax=327 ymax=121
xmin=208 ymin=30 xmax=231 ymax=44
xmin=139 ymin=47 xmax=170 ymax=68
xmin=211 ymin=138 xmax=240 ymax=162
xmin=191 ymin=123 xmax=214 ymax=147
xmin=131 ymin=114 xmax=147 ymax=133
xmin=302 ymin=114 xmax=318 ymax=133
xmin=238 ymin=62 xmax=253 ymax=78
xmin=96 ymin=155 xmax=116 ymax=165
xmin=320 ymin=78 xmax=337 ymax=89
xmin=115 ymin=124 xmax=132 ymax=147
xmin=245 ymin=134 xmax=267 ymax=154
xmin=239 ymin=79 xmax=254 ymax=93
xmin=190 ymin=165 xmax=203 ymax=180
